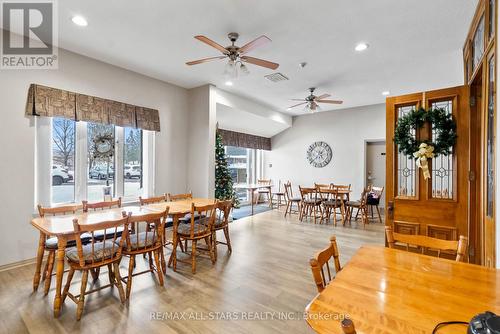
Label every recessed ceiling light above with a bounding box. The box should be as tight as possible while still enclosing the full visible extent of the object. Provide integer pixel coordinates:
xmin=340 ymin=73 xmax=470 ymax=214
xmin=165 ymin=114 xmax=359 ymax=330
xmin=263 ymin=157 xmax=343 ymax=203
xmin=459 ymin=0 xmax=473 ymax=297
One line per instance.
xmin=382 ymin=91 xmax=390 ymax=96
xmin=355 ymin=42 xmax=369 ymax=52
xmin=225 ymin=81 xmax=233 ymax=86
xmin=72 ymin=16 xmax=88 ymax=27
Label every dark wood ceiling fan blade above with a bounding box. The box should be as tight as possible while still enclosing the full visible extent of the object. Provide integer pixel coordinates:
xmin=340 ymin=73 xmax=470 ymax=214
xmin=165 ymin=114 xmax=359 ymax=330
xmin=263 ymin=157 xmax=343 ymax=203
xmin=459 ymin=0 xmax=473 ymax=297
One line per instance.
xmin=239 ymin=35 xmax=271 ymax=54
xmin=186 ymin=56 xmax=226 ymax=66
xmin=288 ymin=102 xmax=308 ymax=109
xmin=241 ymin=56 xmax=279 ymax=70
xmin=317 ymin=99 xmax=344 ymax=104
xmin=194 ymin=35 xmax=229 ymax=54
xmin=315 ymin=94 xmax=331 ymax=100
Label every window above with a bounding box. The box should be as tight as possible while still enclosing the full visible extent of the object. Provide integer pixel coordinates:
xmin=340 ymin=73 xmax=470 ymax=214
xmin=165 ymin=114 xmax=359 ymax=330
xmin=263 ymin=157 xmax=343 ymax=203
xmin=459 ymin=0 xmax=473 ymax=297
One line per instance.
xmin=87 ymin=123 xmax=115 ymax=202
xmin=42 ymin=119 xmax=154 ymax=206
xmin=51 ymin=118 xmax=75 ymax=204
xmin=124 ymin=127 xmax=143 ymax=199
xmin=225 ymin=146 xmax=264 ymax=203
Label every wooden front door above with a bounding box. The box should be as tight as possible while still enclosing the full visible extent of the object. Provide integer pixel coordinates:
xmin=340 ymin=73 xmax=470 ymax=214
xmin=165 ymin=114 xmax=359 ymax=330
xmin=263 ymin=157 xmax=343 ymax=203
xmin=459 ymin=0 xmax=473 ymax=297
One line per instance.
xmin=385 ymin=86 xmax=470 ymax=248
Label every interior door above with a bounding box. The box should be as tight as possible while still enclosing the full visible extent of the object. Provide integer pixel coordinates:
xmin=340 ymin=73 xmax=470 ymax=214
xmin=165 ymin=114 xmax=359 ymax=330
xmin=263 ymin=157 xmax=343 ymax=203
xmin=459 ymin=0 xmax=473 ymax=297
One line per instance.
xmin=385 ymin=86 xmax=470 ymax=248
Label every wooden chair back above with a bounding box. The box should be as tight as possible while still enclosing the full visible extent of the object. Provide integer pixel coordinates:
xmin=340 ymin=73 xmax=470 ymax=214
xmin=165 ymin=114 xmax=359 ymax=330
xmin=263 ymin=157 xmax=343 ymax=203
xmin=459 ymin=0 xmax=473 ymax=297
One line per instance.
xmin=257 ymin=179 xmax=271 ymax=186
xmin=167 ymin=192 xmax=192 ymax=202
xmin=72 ymin=212 xmax=130 ymax=268
xmin=139 ymin=195 xmax=167 ymax=206
xmin=385 ymin=226 xmax=468 ymax=262
xmin=299 ymin=186 xmax=322 ymax=202
xmin=124 ymin=209 xmax=168 ymax=253
xmin=370 ymin=186 xmax=384 ymax=197
xmin=314 ymin=183 xmax=332 ymax=189
xmin=333 ymin=184 xmax=351 ymax=192
xmin=37 ymin=203 xmax=81 ymax=217
xmin=185 ymin=202 xmax=217 ymax=238
xmin=309 ymin=236 xmax=342 ymax=293
xmin=82 ymin=198 xmax=122 ymax=212
xmin=215 ymin=200 xmax=232 ymax=229
xmin=284 ymin=181 xmax=294 ymax=200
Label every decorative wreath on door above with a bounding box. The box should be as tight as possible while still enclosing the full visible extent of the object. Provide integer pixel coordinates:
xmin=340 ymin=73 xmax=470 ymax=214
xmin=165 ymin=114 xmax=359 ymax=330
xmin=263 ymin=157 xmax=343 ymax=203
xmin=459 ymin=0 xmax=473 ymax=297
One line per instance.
xmin=394 ymin=107 xmax=457 ymax=179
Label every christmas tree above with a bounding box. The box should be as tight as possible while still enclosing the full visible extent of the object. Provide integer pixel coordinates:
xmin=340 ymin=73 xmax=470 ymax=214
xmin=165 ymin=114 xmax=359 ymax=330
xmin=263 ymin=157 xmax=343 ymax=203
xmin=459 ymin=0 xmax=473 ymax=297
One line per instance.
xmin=215 ymin=131 xmax=240 ymax=207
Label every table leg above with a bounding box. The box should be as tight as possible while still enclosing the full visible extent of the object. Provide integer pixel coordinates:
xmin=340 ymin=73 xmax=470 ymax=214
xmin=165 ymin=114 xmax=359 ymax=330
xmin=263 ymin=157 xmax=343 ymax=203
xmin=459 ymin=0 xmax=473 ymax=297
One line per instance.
xmin=53 ymin=237 xmax=67 ymax=318
xmin=33 ymin=231 xmax=46 ymax=292
xmin=168 ymin=215 xmax=179 ymax=271
xmin=251 ymin=188 xmax=255 ymax=215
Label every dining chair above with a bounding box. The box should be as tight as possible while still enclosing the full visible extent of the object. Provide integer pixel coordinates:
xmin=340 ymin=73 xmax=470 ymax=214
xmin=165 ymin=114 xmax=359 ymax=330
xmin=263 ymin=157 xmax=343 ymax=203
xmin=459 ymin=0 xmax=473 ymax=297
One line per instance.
xmin=82 ymin=198 xmax=124 ymax=242
xmin=139 ymin=194 xmax=167 ymax=206
xmin=385 ymin=226 xmax=468 ymax=261
xmin=62 ymin=213 xmax=130 ymax=320
xmin=309 ymin=235 xmax=342 ymax=293
xmin=119 ymin=209 xmax=168 ymax=299
xmin=256 ymin=179 xmax=272 ymax=207
xmin=284 ymin=181 xmax=301 ymax=217
xmin=208 ymin=200 xmax=232 ymax=261
xmin=367 ymin=186 xmax=384 ymax=224
xmin=314 ymin=183 xmax=332 ymax=200
xmin=299 ymin=186 xmax=323 ymax=223
xmin=345 ymin=188 xmax=369 ymax=227
xmin=172 ymin=202 xmax=217 ymax=273
xmin=167 ymin=192 xmax=196 ymax=223
xmin=36 ymin=204 xmax=86 ymax=295
xmin=271 ymin=180 xmax=286 ymax=209
xmin=318 ymin=186 xmax=343 ymax=225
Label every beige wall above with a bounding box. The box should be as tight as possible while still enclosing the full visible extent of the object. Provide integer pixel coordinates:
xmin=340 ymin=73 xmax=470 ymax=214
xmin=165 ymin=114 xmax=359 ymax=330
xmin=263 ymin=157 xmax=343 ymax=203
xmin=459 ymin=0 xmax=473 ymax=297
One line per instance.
xmin=0 ymin=47 xmax=191 ymax=266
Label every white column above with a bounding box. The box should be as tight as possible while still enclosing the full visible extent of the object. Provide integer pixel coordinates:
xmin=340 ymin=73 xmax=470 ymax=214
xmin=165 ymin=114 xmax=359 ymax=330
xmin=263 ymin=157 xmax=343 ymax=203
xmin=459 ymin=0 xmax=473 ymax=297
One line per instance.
xmin=114 ymin=127 xmax=124 ymax=199
xmin=74 ymin=121 xmax=88 ymax=202
xmin=35 ymin=117 xmax=51 ymax=207
xmin=143 ymin=130 xmax=155 ymax=197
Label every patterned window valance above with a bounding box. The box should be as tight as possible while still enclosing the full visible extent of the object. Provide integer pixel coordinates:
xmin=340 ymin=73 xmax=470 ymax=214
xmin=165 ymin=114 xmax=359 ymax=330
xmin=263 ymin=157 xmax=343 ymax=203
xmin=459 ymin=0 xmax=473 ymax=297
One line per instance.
xmin=218 ymin=128 xmax=271 ymax=151
xmin=25 ymin=84 xmax=160 ymax=132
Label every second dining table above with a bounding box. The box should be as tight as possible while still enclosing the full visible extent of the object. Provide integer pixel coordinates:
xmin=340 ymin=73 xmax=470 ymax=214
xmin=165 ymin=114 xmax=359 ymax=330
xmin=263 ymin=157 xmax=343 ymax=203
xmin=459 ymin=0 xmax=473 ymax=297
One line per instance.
xmin=30 ymin=197 xmax=216 ymax=318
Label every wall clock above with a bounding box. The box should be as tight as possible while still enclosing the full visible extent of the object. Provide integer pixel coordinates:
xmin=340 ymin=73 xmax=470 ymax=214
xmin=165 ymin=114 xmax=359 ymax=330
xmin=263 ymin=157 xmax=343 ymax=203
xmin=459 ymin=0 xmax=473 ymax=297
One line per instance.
xmin=93 ymin=134 xmax=115 ymax=159
xmin=307 ymin=141 xmax=332 ymax=168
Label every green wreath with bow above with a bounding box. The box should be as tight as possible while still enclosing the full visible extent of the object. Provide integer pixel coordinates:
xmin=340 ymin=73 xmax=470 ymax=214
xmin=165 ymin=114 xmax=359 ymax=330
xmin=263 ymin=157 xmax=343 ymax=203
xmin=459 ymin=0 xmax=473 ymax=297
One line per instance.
xmin=394 ymin=107 xmax=457 ymax=179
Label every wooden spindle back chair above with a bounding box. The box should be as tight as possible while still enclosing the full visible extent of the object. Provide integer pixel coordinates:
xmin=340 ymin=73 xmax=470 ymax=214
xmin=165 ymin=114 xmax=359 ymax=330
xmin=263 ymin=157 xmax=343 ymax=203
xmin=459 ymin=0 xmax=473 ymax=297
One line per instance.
xmin=345 ymin=188 xmax=369 ymax=226
xmin=367 ymin=186 xmax=384 ymax=223
xmin=299 ymin=186 xmax=323 ymax=223
xmin=309 ymin=236 xmax=342 ymax=293
xmin=256 ymin=179 xmax=272 ymax=206
xmin=62 ymin=213 xmax=130 ymax=320
xmin=35 ymin=204 xmax=84 ymax=295
xmin=271 ymin=180 xmax=286 ymax=209
xmin=284 ymin=181 xmax=301 ymax=217
xmin=82 ymin=197 xmax=122 ymax=212
xmin=121 ymin=209 xmax=169 ymax=299
xmin=139 ymin=194 xmax=167 ymax=206
xmin=385 ymin=226 xmax=468 ymax=262
xmin=173 ymin=202 xmax=217 ymax=273
xmin=167 ymin=192 xmax=192 ymax=202
xmin=210 ymin=200 xmax=233 ymax=260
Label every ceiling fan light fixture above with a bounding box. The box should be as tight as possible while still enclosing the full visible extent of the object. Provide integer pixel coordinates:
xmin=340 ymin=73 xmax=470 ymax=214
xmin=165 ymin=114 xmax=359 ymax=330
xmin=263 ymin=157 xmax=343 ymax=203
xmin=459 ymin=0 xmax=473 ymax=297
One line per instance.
xmin=224 ymin=59 xmax=237 ymax=79
xmin=239 ymin=62 xmax=250 ymax=76
xmin=355 ymin=42 xmax=369 ymax=52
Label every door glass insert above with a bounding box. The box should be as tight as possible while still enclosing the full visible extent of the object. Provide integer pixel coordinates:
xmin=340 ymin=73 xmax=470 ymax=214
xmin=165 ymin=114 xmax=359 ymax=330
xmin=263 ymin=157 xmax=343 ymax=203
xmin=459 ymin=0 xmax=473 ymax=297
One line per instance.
xmin=473 ymin=16 xmax=485 ymax=70
xmin=487 ymin=56 xmax=495 ymax=217
xmin=396 ymin=105 xmax=417 ymax=197
xmin=430 ymin=100 xmax=454 ymax=199
xmin=489 ymin=0 xmax=495 ymax=40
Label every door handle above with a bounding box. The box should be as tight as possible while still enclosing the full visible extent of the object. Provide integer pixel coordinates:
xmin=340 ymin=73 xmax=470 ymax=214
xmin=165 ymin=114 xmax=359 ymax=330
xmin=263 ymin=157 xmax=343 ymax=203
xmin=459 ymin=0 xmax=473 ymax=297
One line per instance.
xmin=387 ymin=201 xmax=394 ymax=220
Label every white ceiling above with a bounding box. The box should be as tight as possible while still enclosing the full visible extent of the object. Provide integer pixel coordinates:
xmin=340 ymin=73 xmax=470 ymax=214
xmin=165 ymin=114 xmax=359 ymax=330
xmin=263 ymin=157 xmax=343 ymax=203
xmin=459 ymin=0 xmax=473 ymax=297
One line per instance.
xmin=29 ymin=1 xmax=479 ymax=114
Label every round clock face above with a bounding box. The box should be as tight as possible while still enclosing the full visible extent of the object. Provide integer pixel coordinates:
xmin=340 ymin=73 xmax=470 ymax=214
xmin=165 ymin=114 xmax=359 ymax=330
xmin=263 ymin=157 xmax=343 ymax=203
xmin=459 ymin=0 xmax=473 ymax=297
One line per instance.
xmin=307 ymin=141 xmax=332 ymax=168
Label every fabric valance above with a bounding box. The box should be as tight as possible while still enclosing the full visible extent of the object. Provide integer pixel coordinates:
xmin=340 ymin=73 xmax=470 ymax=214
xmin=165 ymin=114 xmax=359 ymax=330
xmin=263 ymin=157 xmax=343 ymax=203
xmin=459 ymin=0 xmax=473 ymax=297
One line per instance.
xmin=25 ymin=84 xmax=160 ymax=132
xmin=218 ymin=128 xmax=271 ymax=151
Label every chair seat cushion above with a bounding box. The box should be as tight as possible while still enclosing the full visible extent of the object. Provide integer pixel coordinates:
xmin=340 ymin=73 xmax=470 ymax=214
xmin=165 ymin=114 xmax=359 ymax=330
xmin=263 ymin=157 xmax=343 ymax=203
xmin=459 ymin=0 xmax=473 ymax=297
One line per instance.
xmin=323 ymin=200 xmax=342 ymax=206
xmin=304 ymin=199 xmax=322 ymax=205
xmin=178 ymin=212 xmax=204 ymax=223
xmin=117 ymin=232 xmax=158 ymax=250
xmin=177 ymin=222 xmax=209 ymax=236
xmin=66 ymin=242 xmax=118 ymax=263
xmin=272 ymin=192 xmax=285 ymax=196
xmin=45 ymin=233 xmax=92 ymax=249
xmin=93 ymin=226 xmax=125 ymax=241
xmin=289 ymin=197 xmax=301 ymax=202
xmin=346 ymin=201 xmax=361 ymax=207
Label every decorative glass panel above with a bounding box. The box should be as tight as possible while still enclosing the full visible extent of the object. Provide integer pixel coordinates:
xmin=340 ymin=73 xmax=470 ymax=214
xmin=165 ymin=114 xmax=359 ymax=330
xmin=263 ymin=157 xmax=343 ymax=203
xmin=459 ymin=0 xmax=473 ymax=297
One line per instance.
xmin=473 ymin=16 xmax=485 ymax=70
xmin=431 ymin=101 xmax=454 ymax=199
xmin=397 ymin=105 xmax=417 ymax=197
xmin=487 ymin=56 xmax=495 ymax=217
xmin=489 ymin=0 xmax=495 ymax=39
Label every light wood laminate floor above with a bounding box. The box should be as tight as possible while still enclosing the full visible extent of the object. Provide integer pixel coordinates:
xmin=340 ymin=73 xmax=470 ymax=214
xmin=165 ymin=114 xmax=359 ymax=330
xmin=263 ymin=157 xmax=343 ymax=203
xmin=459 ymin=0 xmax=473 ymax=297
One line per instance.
xmin=0 ymin=209 xmax=384 ymax=334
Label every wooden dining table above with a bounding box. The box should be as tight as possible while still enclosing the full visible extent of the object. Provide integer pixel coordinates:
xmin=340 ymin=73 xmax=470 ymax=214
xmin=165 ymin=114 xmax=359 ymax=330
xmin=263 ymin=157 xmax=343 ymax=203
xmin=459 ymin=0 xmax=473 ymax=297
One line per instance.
xmin=233 ymin=184 xmax=272 ymax=215
xmin=30 ymin=198 xmax=215 ymax=318
xmin=305 ymin=245 xmax=500 ymax=334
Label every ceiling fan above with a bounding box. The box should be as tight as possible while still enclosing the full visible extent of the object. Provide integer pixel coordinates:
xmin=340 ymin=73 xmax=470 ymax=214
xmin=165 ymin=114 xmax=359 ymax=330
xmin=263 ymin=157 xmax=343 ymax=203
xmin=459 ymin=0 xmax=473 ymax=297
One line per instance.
xmin=288 ymin=88 xmax=343 ymax=112
xmin=186 ymin=32 xmax=279 ymax=79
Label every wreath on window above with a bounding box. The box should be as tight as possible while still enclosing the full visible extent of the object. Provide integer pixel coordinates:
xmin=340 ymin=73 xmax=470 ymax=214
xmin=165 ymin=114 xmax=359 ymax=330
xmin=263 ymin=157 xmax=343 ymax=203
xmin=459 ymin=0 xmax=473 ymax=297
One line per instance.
xmin=394 ymin=107 xmax=457 ymax=179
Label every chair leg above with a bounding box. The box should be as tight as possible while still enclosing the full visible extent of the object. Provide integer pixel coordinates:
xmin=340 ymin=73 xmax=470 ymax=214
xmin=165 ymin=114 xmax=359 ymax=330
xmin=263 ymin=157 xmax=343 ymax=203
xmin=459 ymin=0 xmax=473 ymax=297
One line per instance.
xmin=148 ymin=251 xmax=154 ymax=270
xmin=376 ymin=205 xmax=382 ymax=224
xmin=76 ymin=270 xmax=89 ymax=321
xmin=191 ymin=239 xmax=197 ymax=274
xmin=62 ymin=267 xmax=75 ymax=304
xmin=212 ymin=231 xmax=217 ymax=261
xmin=223 ymin=227 xmax=232 ymax=253
xmin=113 ymin=261 xmax=126 ymax=304
xmin=179 ymin=238 xmax=185 ymax=252
xmin=126 ymin=255 xmax=135 ymax=299
xmin=355 ymin=208 xmax=360 ymax=220
xmin=284 ymin=201 xmax=290 ymax=217
xmin=153 ymin=250 xmax=164 ymax=287
xmin=43 ymin=251 xmax=55 ymax=295
xmin=90 ymin=267 xmax=100 ymax=282
xmin=159 ymin=246 xmax=166 ymax=274
xmin=107 ymin=264 xmax=114 ymax=285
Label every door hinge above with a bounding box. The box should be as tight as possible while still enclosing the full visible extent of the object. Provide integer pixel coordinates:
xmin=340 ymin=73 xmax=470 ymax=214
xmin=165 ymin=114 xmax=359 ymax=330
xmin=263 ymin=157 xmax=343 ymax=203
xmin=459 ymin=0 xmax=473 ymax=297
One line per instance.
xmin=468 ymin=171 xmax=476 ymax=181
